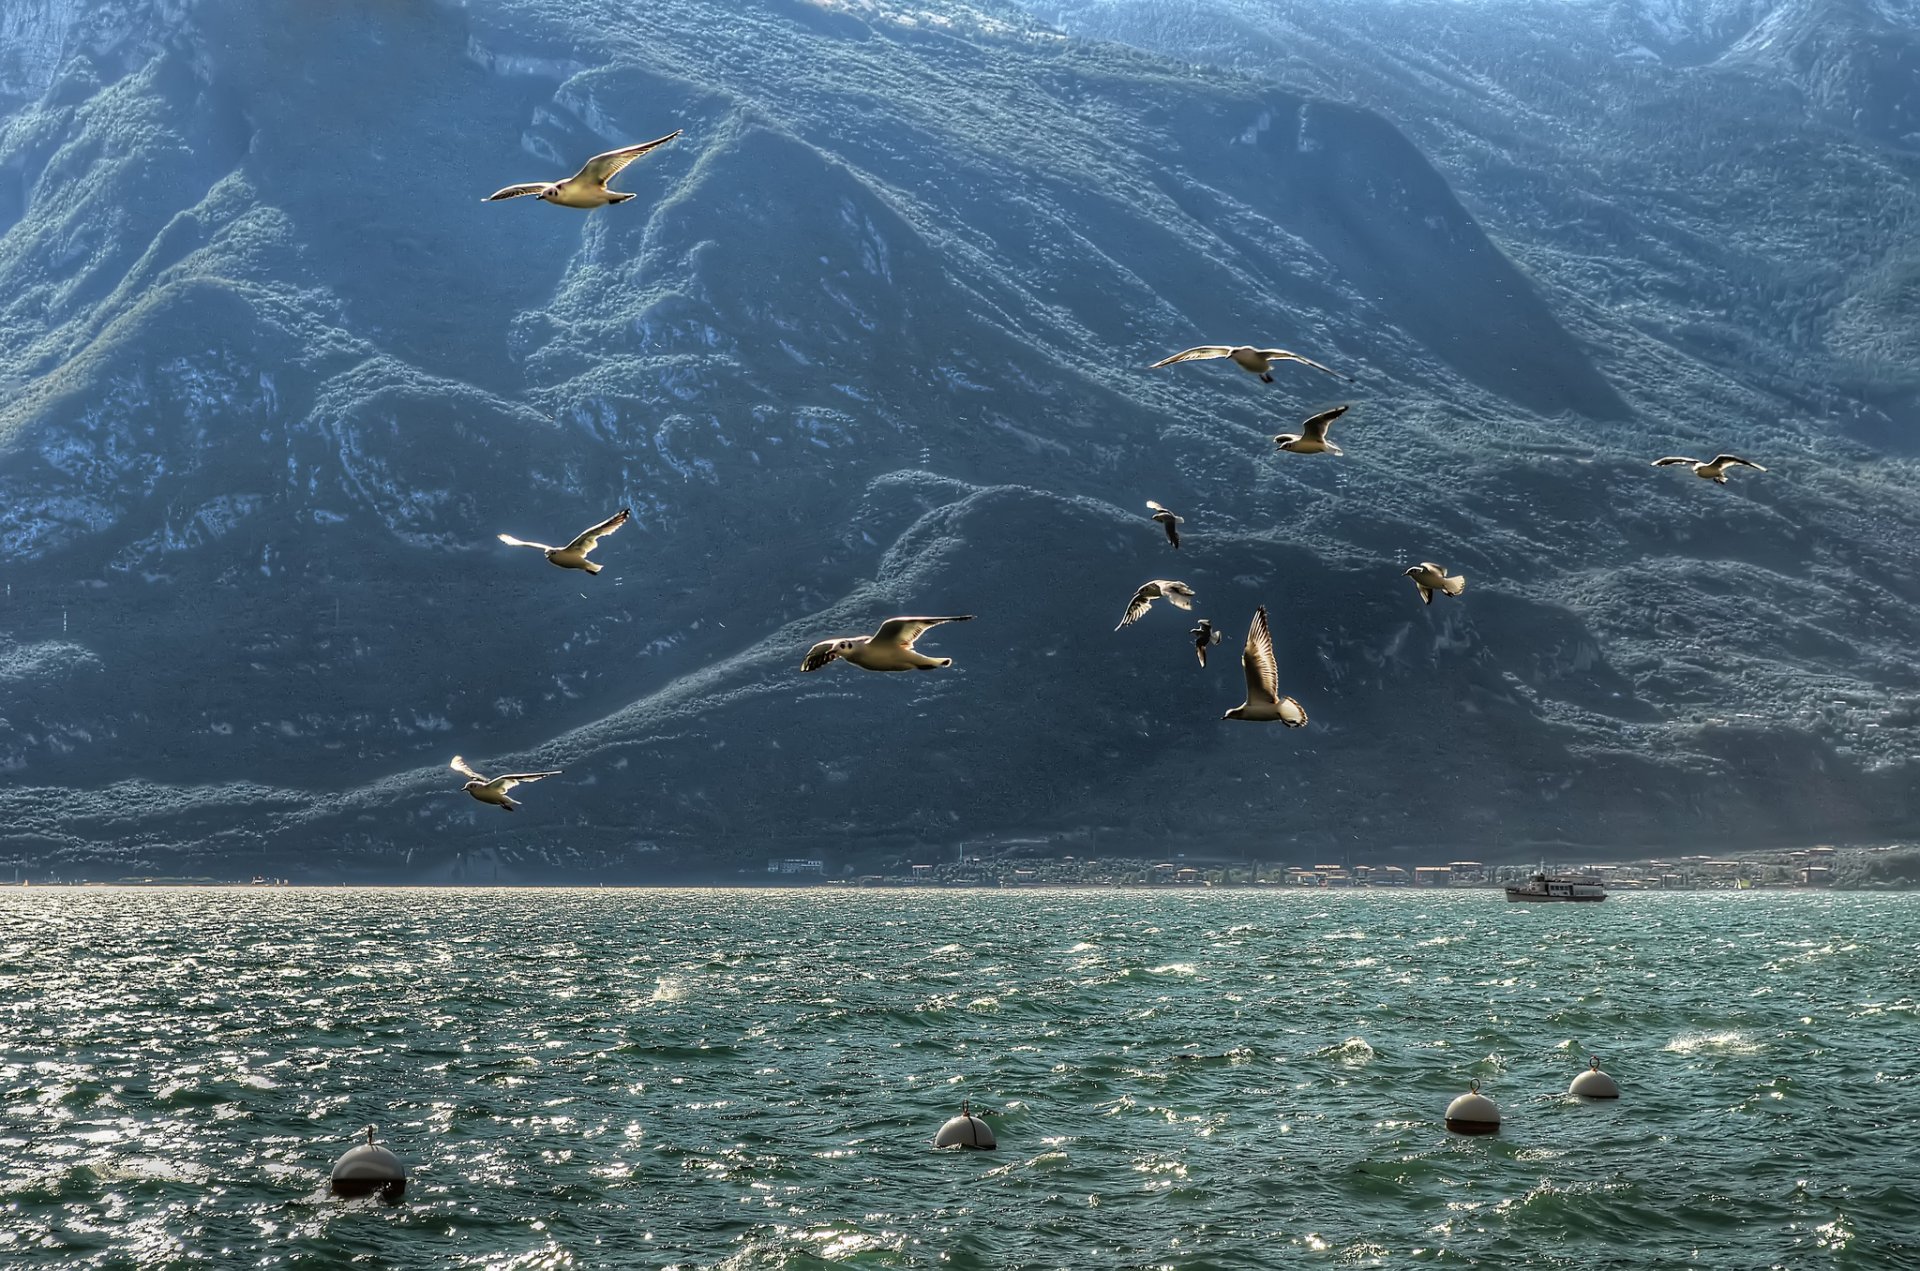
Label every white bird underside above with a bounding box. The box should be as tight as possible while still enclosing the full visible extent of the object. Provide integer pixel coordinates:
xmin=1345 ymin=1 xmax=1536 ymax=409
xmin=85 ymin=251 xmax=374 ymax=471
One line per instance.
xmin=1116 ymin=580 xmax=1196 ymax=629
xmin=1406 ymin=562 xmax=1466 ymax=605
xmin=451 ymin=755 xmax=561 ymax=811
xmin=1225 ymin=606 xmax=1307 ymax=725
xmin=1150 ymin=344 xmax=1349 ymax=382
xmin=1653 ymin=454 xmax=1767 ymax=482
xmin=498 ymin=508 xmax=630 ymax=572
xmin=484 ymin=131 xmax=681 ymax=206
xmin=800 ymin=615 xmax=974 ymax=672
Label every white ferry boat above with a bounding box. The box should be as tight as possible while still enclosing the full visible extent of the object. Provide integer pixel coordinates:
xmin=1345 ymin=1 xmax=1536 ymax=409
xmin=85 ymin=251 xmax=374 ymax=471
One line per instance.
xmin=1504 ymin=871 xmax=1607 ymax=902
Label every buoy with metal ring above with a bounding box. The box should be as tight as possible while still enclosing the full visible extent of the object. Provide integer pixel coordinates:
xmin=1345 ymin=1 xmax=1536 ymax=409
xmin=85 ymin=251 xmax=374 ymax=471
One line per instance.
xmin=1569 ymin=1056 xmax=1620 ymax=1099
xmin=932 ymin=1100 xmax=997 ymax=1150
xmin=330 ymin=1125 xmax=407 ymax=1202
xmin=1445 ymin=1080 xmax=1501 ymax=1135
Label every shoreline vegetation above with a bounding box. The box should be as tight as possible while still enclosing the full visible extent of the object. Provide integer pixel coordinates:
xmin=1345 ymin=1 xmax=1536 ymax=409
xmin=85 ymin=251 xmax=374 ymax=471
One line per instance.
xmin=13 ymin=844 xmax=1919 ymax=891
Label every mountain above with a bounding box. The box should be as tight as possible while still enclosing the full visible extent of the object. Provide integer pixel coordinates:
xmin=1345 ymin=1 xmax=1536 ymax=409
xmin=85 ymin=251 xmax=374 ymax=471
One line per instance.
xmin=1 ymin=0 xmax=1916 ymax=881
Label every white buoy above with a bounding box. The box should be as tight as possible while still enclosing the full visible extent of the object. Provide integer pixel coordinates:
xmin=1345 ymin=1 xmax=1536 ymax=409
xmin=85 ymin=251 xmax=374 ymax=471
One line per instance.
xmin=1569 ymin=1056 xmax=1620 ymax=1099
xmin=1445 ymin=1081 xmax=1501 ymax=1135
xmin=330 ymin=1125 xmax=407 ymax=1202
xmin=932 ymin=1100 xmax=997 ymax=1150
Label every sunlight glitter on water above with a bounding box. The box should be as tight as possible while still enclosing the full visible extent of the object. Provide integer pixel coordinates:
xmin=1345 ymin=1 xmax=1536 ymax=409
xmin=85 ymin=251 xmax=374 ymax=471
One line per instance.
xmin=0 ymin=887 xmax=1913 ymax=1267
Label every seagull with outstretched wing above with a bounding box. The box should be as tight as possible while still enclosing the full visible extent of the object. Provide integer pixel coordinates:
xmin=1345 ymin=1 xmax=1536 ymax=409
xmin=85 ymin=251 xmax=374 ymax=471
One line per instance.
xmin=485 ymin=131 xmax=681 ymax=207
xmin=1223 ymin=606 xmax=1307 ymax=725
xmin=451 ymin=755 xmax=562 ymax=812
xmin=1146 ymin=500 xmax=1184 ymax=548
xmin=498 ymin=508 xmax=630 ymax=574
xmin=1652 ymin=453 xmax=1767 ymax=485
xmin=1275 ymin=404 xmax=1350 ymax=455
xmin=1150 ymin=344 xmax=1351 ymax=384
xmin=800 ymin=615 xmax=974 ymax=672
xmin=1116 ymin=580 xmax=1196 ymax=630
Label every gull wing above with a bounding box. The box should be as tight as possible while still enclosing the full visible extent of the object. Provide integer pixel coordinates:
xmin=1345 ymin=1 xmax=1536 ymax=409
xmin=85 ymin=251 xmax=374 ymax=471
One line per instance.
xmin=1301 ymin=404 xmax=1348 ymax=441
xmin=564 ymin=507 xmax=631 ymax=555
xmin=1149 ymin=346 xmax=1233 ymax=368
xmin=494 ymin=770 xmax=561 ymax=791
xmin=1253 ymin=349 xmax=1350 ymax=381
xmin=498 ymin=533 xmax=559 ymax=552
xmin=484 ymin=183 xmax=548 ymax=202
xmin=1652 ymin=456 xmax=1699 ymax=467
xmin=1276 ymin=696 xmax=1309 ymax=728
xmin=450 ymin=755 xmax=484 ymax=782
xmin=1145 ymin=500 xmax=1182 ymax=521
xmin=1163 ymin=582 xmax=1196 ymax=611
xmin=1116 ymin=584 xmax=1160 ymax=629
xmin=1711 ymin=454 xmax=1765 ymax=471
xmin=872 ymin=615 xmax=974 ymax=649
xmin=575 ymin=131 xmax=682 ymax=187
xmin=1242 ymin=606 xmax=1280 ymax=707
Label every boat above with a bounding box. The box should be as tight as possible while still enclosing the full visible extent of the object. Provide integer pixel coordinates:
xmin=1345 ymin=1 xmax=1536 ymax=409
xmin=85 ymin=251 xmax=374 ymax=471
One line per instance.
xmin=1504 ymin=871 xmax=1607 ymax=902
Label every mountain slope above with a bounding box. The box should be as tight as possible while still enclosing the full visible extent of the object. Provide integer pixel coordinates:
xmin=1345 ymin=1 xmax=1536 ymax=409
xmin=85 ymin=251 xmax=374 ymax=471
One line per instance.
xmin=1 ymin=0 xmax=1916 ymax=880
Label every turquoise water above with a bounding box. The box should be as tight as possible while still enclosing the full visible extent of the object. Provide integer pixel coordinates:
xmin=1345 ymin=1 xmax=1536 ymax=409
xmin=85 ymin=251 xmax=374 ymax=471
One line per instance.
xmin=1 ymin=887 xmax=1916 ymax=1267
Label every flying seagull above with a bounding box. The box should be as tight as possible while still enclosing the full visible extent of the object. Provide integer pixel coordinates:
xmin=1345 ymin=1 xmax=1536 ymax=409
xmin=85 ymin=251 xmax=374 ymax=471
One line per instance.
xmin=1190 ymin=618 xmax=1223 ymax=668
xmin=484 ymin=131 xmax=682 ymax=207
xmin=801 ymin=615 xmax=974 ymax=672
xmin=1275 ymin=404 xmax=1349 ymax=455
xmin=1116 ymin=580 xmax=1196 ymax=630
xmin=1146 ymin=500 xmax=1183 ymax=548
xmin=498 ymin=508 xmax=630 ymax=574
xmin=451 ymin=755 xmax=561 ymax=812
xmin=1224 ymin=606 xmax=1307 ymax=725
xmin=1652 ymin=453 xmax=1768 ymax=485
xmin=1150 ymin=345 xmax=1351 ymax=384
xmin=1404 ymin=562 xmax=1466 ymax=605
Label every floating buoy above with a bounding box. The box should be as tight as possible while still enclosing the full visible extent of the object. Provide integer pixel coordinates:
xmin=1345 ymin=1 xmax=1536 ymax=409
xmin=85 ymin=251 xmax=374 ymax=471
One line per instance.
xmin=1445 ymin=1081 xmax=1501 ymax=1135
xmin=330 ymin=1125 xmax=407 ymax=1203
xmin=1569 ymin=1056 xmax=1620 ymax=1099
xmin=932 ymin=1100 xmax=997 ymax=1150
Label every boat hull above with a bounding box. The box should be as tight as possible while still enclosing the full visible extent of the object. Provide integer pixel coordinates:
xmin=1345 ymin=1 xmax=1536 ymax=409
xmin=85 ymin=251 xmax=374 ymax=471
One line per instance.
xmin=1505 ymin=889 xmax=1606 ymax=902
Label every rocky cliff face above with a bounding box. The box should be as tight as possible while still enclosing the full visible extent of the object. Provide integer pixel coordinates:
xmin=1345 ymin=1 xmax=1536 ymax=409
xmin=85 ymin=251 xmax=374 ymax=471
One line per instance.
xmin=1 ymin=0 xmax=1916 ymax=881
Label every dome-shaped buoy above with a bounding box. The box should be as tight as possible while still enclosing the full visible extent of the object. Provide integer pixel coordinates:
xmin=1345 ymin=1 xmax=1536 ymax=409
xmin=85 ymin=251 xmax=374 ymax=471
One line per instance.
xmin=330 ymin=1125 xmax=407 ymax=1203
xmin=932 ymin=1101 xmax=996 ymax=1150
xmin=1569 ymin=1056 xmax=1620 ymax=1100
xmin=1445 ymin=1081 xmax=1501 ymax=1135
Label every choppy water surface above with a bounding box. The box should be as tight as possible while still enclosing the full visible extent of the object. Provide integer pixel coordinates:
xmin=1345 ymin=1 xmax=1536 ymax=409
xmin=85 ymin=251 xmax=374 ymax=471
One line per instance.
xmin=2 ymin=888 xmax=1917 ymax=1267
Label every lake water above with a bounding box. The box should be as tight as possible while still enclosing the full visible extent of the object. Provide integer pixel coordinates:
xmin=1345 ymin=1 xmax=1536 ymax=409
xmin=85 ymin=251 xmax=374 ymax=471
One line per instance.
xmin=1 ymin=887 xmax=1915 ymax=1267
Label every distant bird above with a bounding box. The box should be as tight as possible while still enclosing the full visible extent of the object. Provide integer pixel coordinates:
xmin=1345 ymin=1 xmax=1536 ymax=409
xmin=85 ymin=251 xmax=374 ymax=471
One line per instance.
xmin=1404 ymin=562 xmax=1466 ymax=605
xmin=1190 ymin=619 xmax=1223 ymax=668
xmin=1275 ymin=404 xmax=1349 ymax=455
xmin=451 ymin=755 xmax=561 ymax=813
xmin=801 ymin=615 xmax=974 ymax=672
xmin=1150 ymin=345 xmax=1351 ymax=384
xmin=484 ymin=131 xmax=681 ymax=207
xmin=1146 ymin=500 xmax=1184 ymax=548
xmin=1652 ymin=454 xmax=1768 ymax=485
xmin=1223 ymin=606 xmax=1307 ymax=725
xmin=498 ymin=508 xmax=630 ymax=574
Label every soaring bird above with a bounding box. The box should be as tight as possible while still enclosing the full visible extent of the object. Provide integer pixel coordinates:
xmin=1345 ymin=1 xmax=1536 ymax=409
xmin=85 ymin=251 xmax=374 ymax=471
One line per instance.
xmin=498 ymin=508 xmax=630 ymax=574
xmin=484 ymin=131 xmax=681 ymax=207
xmin=451 ymin=755 xmax=561 ymax=812
xmin=1404 ymin=562 xmax=1466 ymax=605
xmin=1116 ymin=580 xmax=1197 ymax=630
xmin=1275 ymin=404 xmax=1349 ymax=455
xmin=1150 ymin=345 xmax=1351 ymax=384
xmin=1652 ymin=454 xmax=1768 ymax=485
xmin=1190 ymin=619 xmax=1223 ymax=668
xmin=1146 ymin=500 xmax=1184 ymax=549
xmin=801 ymin=615 xmax=974 ymax=672
xmin=1223 ymin=606 xmax=1307 ymax=725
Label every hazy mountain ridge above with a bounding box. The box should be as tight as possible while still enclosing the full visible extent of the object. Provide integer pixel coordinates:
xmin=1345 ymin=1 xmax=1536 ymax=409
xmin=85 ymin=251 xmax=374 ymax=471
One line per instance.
xmin=0 ymin=0 xmax=1916 ymax=880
